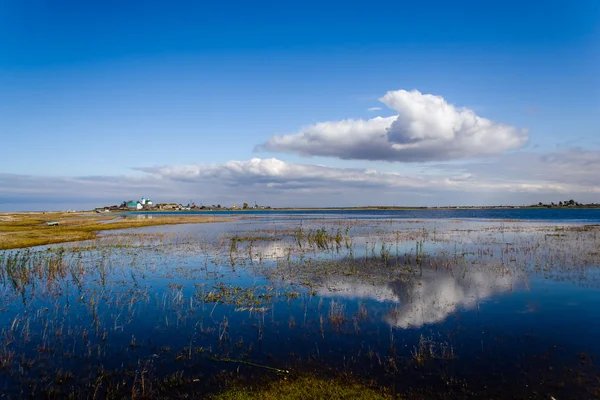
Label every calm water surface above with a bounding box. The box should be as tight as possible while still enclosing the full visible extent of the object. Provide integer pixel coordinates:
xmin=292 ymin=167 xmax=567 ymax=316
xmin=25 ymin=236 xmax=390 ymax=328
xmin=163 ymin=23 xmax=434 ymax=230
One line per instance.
xmin=132 ymin=207 xmax=600 ymax=223
xmin=1 ymin=214 xmax=600 ymax=398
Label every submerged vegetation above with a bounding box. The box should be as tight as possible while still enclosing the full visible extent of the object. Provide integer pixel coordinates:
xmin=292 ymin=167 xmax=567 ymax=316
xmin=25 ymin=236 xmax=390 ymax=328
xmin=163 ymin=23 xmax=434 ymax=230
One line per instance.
xmin=0 ymin=216 xmax=599 ymax=397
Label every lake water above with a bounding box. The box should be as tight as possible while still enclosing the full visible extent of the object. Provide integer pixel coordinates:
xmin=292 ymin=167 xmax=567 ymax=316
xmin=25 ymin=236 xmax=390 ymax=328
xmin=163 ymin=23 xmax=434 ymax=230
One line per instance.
xmin=1 ymin=214 xmax=600 ymax=398
xmin=131 ymin=207 xmax=600 ymax=223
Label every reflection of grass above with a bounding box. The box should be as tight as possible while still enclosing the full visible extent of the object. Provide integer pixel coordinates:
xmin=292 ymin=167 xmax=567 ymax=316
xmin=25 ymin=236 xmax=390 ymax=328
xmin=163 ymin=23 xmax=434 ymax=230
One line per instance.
xmin=211 ymin=375 xmax=392 ymax=400
xmin=0 ymin=212 xmax=225 ymax=250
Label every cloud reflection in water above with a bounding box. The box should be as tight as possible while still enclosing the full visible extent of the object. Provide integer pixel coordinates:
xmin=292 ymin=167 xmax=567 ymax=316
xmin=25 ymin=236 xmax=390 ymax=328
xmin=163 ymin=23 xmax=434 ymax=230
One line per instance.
xmin=318 ymin=266 xmax=519 ymax=329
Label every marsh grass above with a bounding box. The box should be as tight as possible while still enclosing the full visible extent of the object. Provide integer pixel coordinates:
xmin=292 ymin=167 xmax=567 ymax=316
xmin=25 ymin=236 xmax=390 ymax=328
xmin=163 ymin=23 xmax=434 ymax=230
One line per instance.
xmin=210 ymin=375 xmax=393 ymax=400
xmin=411 ymin=335 xmax=456 ymax=366
xmin=0 ymin=212 xmax=226 ymax=250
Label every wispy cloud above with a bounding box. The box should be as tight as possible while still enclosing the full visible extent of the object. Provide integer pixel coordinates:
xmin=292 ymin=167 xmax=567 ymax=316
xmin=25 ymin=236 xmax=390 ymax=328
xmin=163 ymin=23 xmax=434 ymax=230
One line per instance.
xmin=431 ymin=148 xmax=600 ymax=188
xmin=524 ymin=106 xmax=539 ymax=115
xmin=367 ymin=107 xmax=382 ymax=111
xmin=259 ymin=89 xmax=528 ymax=162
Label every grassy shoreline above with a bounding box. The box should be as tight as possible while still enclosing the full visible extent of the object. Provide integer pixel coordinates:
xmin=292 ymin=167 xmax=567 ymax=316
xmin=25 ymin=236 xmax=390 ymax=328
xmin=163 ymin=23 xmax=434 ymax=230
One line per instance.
xmin=0 ymin=211 xmax=227 ymax=250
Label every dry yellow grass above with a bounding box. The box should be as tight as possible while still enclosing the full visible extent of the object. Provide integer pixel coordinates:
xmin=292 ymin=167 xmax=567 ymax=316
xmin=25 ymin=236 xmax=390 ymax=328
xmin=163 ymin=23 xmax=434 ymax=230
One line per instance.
xmin=0 ymin=212 xmax=227 ymax=250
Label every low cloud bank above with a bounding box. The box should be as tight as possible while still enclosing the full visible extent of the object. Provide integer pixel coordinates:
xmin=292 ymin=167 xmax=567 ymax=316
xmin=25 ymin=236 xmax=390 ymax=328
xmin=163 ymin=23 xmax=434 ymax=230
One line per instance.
xmin=2 ymin=149 xmax=600 ymax=211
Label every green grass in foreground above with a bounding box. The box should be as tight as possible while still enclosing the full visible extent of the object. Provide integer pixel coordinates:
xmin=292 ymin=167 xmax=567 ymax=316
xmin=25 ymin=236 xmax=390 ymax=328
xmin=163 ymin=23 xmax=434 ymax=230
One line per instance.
xmin=211 ymin=376 xmax=393 ymax=400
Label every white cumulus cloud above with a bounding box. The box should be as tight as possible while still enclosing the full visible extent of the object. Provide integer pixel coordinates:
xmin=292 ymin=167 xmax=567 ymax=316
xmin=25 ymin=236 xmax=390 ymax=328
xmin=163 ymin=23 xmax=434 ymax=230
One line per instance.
xmin=260 ymin=89 xmax=528 ymax=162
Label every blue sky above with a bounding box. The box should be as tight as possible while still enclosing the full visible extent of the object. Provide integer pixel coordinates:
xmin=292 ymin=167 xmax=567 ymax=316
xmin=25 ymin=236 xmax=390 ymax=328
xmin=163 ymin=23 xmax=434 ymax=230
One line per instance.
xmin=0 ymin=0 xmax=599 ymax=210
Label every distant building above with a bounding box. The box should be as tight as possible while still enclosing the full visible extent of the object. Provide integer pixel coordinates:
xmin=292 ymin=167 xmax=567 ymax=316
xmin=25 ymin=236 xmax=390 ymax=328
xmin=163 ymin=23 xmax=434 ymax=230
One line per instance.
xmin=126 ymin=201 xmax=143 ymax=210
xmin=141 ymin=197 xmax=153 ymax=206
xmin=157 ymin=203 xmax=178 ymax=210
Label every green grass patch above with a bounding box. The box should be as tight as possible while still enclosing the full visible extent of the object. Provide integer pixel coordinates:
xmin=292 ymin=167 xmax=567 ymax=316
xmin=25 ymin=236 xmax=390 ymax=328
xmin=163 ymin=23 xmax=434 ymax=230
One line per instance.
xmin=210 ymin=375 xmax=393 ymax=400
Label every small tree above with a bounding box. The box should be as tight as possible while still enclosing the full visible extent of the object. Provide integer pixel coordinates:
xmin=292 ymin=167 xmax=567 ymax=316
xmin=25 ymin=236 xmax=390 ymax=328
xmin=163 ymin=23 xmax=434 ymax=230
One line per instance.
xmin=243 ymin=202 xmax=249 ymax=209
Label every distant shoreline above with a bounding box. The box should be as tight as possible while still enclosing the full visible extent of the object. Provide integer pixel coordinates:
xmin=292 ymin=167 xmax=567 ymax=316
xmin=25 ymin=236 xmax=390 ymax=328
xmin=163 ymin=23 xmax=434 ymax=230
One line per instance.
xmin=4 ymin=205 xmax=600 ymax=214
xmin=127 ymin=205 xmax=600 ymax=212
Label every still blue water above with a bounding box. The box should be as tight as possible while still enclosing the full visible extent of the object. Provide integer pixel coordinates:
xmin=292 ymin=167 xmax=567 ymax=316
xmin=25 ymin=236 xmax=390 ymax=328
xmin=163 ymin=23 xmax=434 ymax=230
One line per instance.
xmin=131 ymin=207 xmax=600 ymax=223
xmin=1 ymin=216 xmax=599 ymax=397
